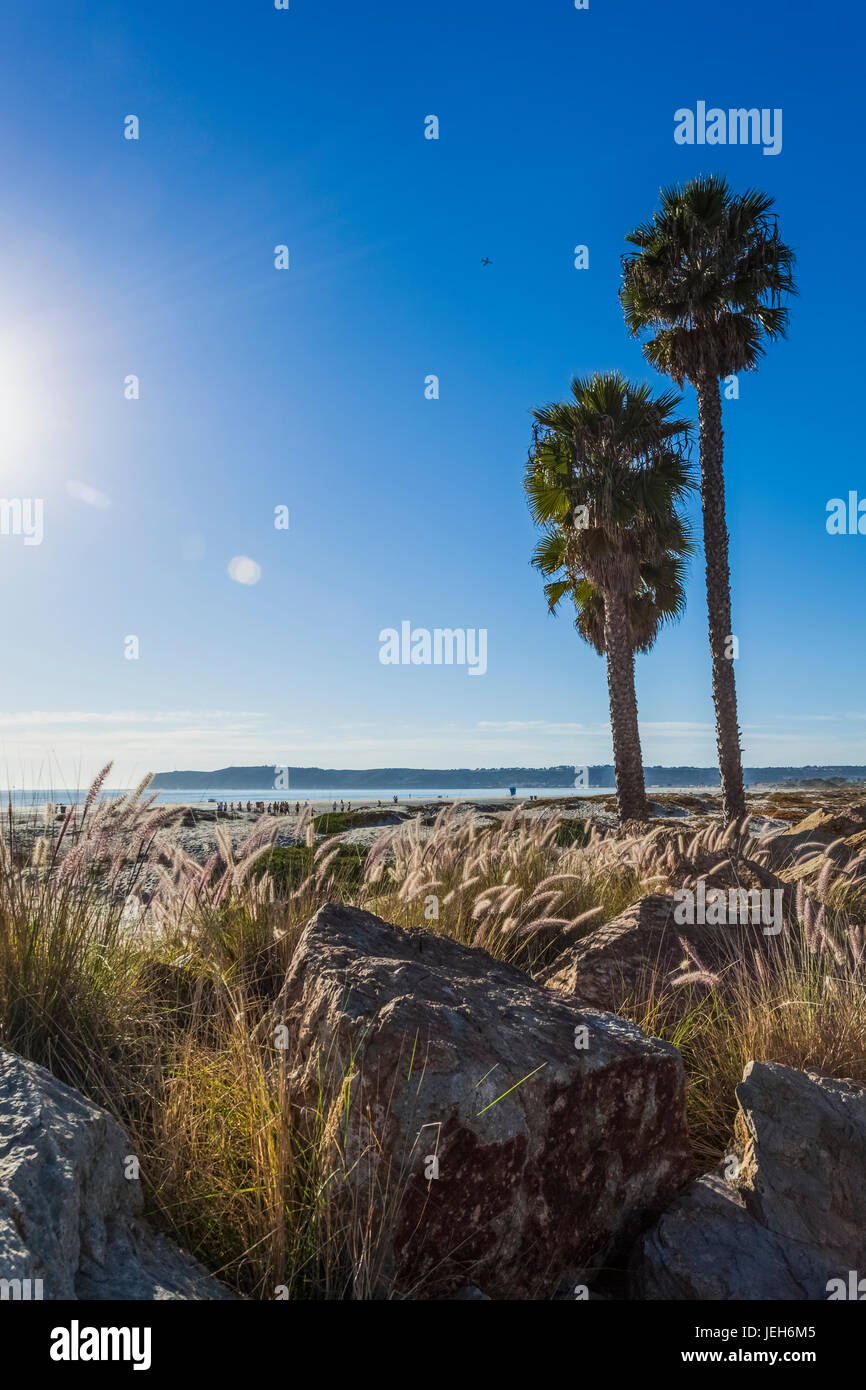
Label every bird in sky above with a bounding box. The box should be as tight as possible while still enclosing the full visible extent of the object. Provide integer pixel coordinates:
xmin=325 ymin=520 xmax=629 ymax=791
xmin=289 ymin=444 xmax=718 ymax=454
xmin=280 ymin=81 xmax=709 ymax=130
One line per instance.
xmin=481 ymin=257 xmax=491 ymax=267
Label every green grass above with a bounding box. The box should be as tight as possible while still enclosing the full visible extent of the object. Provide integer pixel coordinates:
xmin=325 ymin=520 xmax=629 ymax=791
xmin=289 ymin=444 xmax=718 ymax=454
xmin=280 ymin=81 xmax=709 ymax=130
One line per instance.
xmin=554 ymin=819 xmax=593 ymax=849
xmin=311 ymin=810 xmax=400 ymax=835
xmin=250 ymin=843 xmax=368 ymax=895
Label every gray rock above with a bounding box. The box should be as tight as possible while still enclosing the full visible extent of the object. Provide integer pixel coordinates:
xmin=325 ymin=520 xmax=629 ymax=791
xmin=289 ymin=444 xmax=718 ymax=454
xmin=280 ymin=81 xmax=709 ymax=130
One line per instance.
xmin=0 ymin=1049 xmax=235 ymax=1300
xmin=278 ymin=903 xmax=692 ymax=1300
xmin=538 ymin=893 xmax=779 ymax=1012
xmin=634 ymin=1168 xmax=827 ymax=1299
xmin=635 ymin=1061 xmax=866 ymax=1300
xmin=763 ymin=808 xmax=857 ymax=869
xmin=736 ymin=1062 xmax=866 ymax=1267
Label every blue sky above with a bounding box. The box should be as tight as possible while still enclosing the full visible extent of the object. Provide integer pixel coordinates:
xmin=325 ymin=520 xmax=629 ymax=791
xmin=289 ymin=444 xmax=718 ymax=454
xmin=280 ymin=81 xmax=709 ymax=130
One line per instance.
xmin=0 ymin=0 xmax=863 ymax=786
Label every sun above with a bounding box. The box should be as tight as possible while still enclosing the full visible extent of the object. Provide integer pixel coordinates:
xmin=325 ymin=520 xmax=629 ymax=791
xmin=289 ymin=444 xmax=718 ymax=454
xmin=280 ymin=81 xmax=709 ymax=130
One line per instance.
xmin=0 ymin=318 xmax=70 ymax=460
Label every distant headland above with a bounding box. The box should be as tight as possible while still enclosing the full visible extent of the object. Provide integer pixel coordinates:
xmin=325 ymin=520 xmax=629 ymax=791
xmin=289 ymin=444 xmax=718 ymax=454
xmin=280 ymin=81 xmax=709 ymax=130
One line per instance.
xmin=149 ymin=764 xmax=866 ymax=791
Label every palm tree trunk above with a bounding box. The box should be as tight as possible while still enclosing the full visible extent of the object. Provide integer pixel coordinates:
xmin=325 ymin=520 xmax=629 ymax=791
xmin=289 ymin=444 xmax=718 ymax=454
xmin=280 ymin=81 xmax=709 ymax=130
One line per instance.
xmin=603 ymin=588 xmax=648 ymax=822
xmin=695 ymin=372 xmax=746 ymax=823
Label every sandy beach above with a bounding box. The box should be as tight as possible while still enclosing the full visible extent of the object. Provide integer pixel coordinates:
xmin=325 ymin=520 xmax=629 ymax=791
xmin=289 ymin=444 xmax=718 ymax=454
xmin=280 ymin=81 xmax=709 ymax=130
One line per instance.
xmin=4 ymin=788 xmax=757 ymax=871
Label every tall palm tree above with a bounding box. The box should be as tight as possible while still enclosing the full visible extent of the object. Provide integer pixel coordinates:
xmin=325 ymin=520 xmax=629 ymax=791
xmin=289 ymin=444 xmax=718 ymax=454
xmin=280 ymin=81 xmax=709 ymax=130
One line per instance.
xmin=525 ymin=372 xmax=694 ymax=823
xmin=620 ymin=176 xmax=796 ymax=822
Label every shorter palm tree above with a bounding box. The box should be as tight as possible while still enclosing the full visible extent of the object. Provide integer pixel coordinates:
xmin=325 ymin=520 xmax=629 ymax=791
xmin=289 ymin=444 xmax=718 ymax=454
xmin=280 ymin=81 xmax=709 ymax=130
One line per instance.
xmin=526 ymin=372 xmax=694 ymax=822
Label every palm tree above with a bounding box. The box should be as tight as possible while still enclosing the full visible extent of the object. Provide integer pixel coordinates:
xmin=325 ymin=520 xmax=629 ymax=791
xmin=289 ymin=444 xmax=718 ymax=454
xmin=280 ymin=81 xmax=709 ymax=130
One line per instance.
xmin=620 ymin=176 xmax=796 ymax=822
xmin=525 ymin=372 xmax=694 ymax=823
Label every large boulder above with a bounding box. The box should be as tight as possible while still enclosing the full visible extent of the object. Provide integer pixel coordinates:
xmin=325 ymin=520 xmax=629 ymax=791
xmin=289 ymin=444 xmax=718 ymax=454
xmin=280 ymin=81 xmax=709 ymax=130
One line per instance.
xmin=666 ymin=848 xmax=786 ymax=895
xmin=634 ymin=1061 xmax=866 ymax=1299
xmin=276 ymin=903 xmax=692 ymax=1299
xmin=792 ymin=807 xmax=866 ymax=838
xmin=762 ymin=808 xmax=859 ymax=869
xmin=631 ymin=1168 xmax=829 ymax=1299
xmin=775 ymin=843 xmax=852 ymax=895
xmin=538 ymin=893 xmax=780 ymax=1012
xmin=0 ymin=1049 xmax=235 ymax=1299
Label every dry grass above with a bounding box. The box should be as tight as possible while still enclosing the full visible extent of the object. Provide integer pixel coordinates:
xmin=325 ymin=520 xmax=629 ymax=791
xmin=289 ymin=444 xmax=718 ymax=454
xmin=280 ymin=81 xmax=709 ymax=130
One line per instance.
xmin=0 ymin=775 xmax=389 ymax=1299
xmin=361 ymin=803 xmax=644 ymax=970
xmin=578 ymin=822 xmax=866 ymax=1171
xmin=621 ymin=920 xmax=866 ymax=1171
xmin=1 ymin=771 xmax=865 ymax=1296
